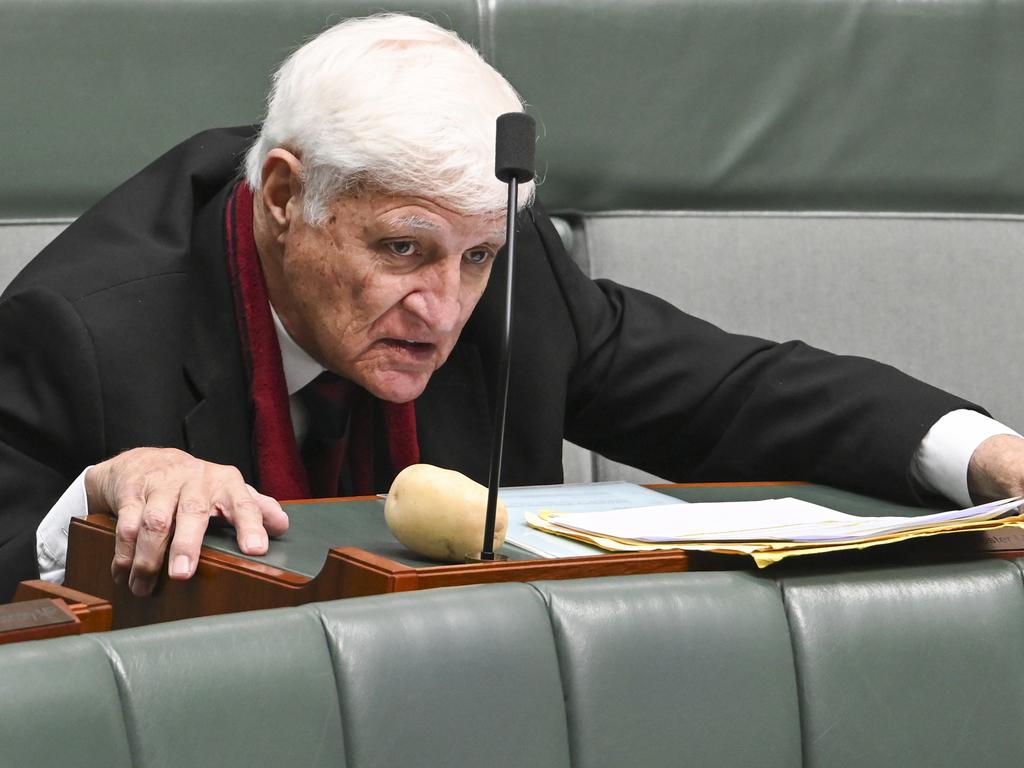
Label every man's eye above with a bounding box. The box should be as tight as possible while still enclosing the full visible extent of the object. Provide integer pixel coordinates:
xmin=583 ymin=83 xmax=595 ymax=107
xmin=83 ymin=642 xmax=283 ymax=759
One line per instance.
xmin=387 ymin=241 xmax=417 ymax=257
xmin=464 ymin=248 xmax=492 ymax=265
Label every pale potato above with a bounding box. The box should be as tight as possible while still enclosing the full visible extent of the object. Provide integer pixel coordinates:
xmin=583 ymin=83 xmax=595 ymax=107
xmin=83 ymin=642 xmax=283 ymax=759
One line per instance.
xmin=384 ymin=464 xmax=508 ymax=562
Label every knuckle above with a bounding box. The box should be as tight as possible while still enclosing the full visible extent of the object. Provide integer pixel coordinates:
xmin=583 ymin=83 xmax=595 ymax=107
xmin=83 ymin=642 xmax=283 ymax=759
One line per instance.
xmin=213 ymin=465 xmax=245 ymax=486
xmin=131 ymin=555 xmax=160 ymax=576
xmin=116 ymin=482 xmax=146 ymax=505
xmin=177 ymin=497 xmax=209 ymax=519
xmin=115 ymin=520 xmax=140 ymax=543
xmin=140 ymin=511 xmax=172 ymax=537
xmin=229 ymin=496 xmax=261 ymax=521
xmin=111 ymin=551 xmax=134 ymax=565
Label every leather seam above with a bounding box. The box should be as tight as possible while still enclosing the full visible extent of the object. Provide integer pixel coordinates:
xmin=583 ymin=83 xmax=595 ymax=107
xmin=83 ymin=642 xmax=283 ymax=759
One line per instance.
xmin=91 ymin=635 xmax=143 ymax=766
xmin=777 ymin=579 xmax=811 ymax=768
xmin=476 ymin=0 xmax=496 ymax=63
xmin=311 ymin=604 xmax=355 ymax=768
xmin=524 ymin=581 xmax=576 ymax=768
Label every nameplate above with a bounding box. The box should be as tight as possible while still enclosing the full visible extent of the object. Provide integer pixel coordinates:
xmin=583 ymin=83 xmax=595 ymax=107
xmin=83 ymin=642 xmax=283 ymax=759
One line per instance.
xmin=0 ymin=598 xmax=76 ymax=633
xmin=977 ymin=526 xmax=1024 ymax=553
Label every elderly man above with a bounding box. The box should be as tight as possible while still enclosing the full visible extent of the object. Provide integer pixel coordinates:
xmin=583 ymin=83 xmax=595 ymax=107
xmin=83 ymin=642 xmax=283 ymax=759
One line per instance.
xmin=1 ymin=14 xmax=1022 ymax=601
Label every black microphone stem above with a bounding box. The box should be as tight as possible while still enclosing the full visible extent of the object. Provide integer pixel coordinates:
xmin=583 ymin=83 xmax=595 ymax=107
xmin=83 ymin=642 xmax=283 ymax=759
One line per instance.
xmin=481 ymin=178 xmax=518 ymax=560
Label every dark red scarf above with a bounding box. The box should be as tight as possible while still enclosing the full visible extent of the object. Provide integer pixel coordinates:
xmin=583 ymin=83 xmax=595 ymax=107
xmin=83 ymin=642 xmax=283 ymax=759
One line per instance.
xmin=223 ymin=181 xmax=419 ymax=499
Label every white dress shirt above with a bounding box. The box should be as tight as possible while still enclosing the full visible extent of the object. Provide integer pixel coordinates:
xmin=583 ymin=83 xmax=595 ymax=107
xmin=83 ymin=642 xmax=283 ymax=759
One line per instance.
xmin=34 ymin=311 xmax=1021 ymax=582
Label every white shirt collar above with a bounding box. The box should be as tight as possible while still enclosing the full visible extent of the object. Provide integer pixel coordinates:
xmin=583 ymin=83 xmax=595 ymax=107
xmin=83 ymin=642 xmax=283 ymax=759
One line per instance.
xmin=269 ymin=304 xmax=324 ymax=395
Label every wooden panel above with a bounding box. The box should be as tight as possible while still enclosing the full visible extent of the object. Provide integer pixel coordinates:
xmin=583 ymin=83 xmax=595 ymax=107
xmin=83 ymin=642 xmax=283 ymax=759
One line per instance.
xmin=61 ymin=502 xmax=702 ymax=627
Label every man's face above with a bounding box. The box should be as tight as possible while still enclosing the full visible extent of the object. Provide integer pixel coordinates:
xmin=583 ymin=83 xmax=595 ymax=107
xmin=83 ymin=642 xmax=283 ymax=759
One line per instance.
xmin=273 ymin=192 xmax=506 ymax=403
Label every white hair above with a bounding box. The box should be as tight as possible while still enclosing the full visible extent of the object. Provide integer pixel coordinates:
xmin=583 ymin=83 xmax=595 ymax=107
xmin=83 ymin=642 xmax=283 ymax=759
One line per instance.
xmin=244 ymin=14 xmax=535 ymax=224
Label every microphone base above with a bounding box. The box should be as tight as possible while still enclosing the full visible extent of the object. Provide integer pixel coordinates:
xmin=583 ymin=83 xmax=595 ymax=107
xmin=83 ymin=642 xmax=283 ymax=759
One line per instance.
xmin=465 ymin=553 xmax=510 ymax=564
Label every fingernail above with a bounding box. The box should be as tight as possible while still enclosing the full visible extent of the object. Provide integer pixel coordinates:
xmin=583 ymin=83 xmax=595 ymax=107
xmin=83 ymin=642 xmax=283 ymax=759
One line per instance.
xmin=244 ymin=534 xmax=265 ymax=552
xmin=170 ymin=555 xmax=191 ymax=577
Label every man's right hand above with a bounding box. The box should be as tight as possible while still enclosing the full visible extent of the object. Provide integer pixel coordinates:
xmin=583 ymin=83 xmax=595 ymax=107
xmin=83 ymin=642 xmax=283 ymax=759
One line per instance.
xmin=84 ymin=448 xmax=289 ymax=597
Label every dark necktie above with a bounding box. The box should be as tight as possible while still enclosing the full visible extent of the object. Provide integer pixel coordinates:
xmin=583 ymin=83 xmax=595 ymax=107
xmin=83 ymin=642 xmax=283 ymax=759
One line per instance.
xmin=297 ymin=371 xmax=355 ymax=497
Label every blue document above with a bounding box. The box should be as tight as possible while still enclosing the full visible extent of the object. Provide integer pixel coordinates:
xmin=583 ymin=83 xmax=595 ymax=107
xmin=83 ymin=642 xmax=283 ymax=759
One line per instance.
xmin=501 ymin=481 xmax=679 ymax=558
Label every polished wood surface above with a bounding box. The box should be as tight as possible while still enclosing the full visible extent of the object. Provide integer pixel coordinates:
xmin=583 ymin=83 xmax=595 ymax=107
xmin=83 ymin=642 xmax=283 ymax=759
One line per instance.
xmin=62 ymin=509 xmax=700 ymax=628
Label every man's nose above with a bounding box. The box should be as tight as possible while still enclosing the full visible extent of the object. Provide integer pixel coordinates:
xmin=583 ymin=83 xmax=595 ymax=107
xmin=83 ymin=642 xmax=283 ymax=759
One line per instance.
xmin=405 ymin=257 xmax=462 ymax=333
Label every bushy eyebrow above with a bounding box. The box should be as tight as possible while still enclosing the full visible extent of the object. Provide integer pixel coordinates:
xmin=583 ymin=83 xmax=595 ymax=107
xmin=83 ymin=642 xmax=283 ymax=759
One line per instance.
xmin=381 ymin=217 xmax=505 ymax=246
xmin=385 ymin=215 xmax=440 ymax=231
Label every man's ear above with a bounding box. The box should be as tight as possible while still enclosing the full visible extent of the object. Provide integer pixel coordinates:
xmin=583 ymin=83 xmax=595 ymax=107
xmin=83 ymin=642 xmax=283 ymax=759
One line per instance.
xmin=259 ymin=149 xmax=304 ymax=237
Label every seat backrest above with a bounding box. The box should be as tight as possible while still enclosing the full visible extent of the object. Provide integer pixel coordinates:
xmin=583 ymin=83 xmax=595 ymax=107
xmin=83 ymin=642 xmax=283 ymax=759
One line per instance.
xmin=5 ymin=560 xmax=1024 ymax=767
xmin=0 ymin=0 xmax=481 ymax=292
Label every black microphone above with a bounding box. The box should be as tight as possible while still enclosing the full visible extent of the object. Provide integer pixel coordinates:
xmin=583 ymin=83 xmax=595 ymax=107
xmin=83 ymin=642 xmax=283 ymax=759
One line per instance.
xmin=494 ymin=112 xmax=537 ymax=184
xmin=478 ymin=112 xmax=536 ymax=561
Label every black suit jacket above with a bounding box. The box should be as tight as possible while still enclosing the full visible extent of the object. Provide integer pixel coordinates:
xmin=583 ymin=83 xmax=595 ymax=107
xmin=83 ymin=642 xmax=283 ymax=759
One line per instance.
xmin=0 ymin=127 xmax=978 ymax=598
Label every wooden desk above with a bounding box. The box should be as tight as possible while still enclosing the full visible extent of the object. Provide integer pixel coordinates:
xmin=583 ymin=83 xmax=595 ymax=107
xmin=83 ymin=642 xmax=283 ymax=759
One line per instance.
xmin=15 ymin=481 xmax=1024 ymax=633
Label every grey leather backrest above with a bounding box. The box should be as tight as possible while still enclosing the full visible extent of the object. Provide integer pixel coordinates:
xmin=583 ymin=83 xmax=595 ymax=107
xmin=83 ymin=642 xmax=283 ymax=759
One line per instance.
xmin=0 ymin=222 xmax=69 ymax=293
xmin=575 ymin=212 xmax=1024 ymax=484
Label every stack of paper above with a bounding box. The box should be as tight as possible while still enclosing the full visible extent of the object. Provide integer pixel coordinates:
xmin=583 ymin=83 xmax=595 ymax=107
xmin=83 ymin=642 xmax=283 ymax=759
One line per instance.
xmin=525 ymin=496 xmax=1024 ymax=566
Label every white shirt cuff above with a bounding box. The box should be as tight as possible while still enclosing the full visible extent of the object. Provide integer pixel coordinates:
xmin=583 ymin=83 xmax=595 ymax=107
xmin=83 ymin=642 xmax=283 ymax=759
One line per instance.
xmin=35 ymin=467 xmax=92 ymax=584
xmin=910 ymin=410 xmax=1022 ymax=507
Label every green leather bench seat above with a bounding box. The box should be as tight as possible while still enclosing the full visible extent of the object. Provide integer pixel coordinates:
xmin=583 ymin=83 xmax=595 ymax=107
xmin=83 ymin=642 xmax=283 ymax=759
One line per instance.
xmin=784 ymin=559 xmax=1024 ymax=765
xmin=4 ymin=559 xmax=1024 ymax=767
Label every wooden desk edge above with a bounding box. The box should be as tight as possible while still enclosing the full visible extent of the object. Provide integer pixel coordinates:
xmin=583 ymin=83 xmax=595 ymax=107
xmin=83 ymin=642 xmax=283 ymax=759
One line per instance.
xmin=53 ymin=481 xmax=1024 ymax=631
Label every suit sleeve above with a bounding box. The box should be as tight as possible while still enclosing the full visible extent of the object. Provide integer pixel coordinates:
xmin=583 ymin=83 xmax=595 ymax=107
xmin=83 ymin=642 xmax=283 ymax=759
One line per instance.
xmin=0 ymin=287 xmax=105 ymax=600
xmin=526 ymin=207 xmax=983 ymax=503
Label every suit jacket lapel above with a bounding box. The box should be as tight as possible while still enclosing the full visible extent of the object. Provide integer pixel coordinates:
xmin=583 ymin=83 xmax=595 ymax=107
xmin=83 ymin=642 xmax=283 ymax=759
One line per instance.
xmin=181 ymin=181 xmax=255 ymax=480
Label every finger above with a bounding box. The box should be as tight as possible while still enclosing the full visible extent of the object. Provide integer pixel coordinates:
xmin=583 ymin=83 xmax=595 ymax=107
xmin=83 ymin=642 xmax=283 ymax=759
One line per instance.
xmin=247 ymin=484 xmax=289 ymax=537
xmin=166 ymin=480 xmax=212 ymax=580
xmin=111 ymin=493 xmax=145 ymax=587
xmin=217 ymin=486 xmax=268 ymax=555
xmin=128 ymin=489 xmax=178 ymax=596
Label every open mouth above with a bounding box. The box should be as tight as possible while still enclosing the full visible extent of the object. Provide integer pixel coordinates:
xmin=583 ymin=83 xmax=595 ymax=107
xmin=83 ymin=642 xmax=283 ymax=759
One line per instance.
xmin=385 ymin=338 xmax=432 ymax=349
xmin=381 ymin=338 xmax=436 ymax=357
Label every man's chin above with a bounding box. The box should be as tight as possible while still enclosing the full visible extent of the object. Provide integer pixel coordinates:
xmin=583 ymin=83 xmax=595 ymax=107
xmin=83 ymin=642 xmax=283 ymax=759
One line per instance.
xmin=360 ymin=372 xmax=431 ymax=404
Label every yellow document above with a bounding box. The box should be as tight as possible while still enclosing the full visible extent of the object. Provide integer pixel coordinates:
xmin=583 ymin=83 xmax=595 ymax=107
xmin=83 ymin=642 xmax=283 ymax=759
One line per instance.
xmin=526 ymin=496 xmax=1024 ymax=567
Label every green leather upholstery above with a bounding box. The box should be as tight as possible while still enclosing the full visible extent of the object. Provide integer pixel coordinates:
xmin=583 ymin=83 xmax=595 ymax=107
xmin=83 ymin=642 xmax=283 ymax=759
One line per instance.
xmin=0 ymin=0 xmax=480 ymax=220
xmin=7 ymin=0 xmax=1022 ymax=219
xmin=531 ymin=573 xmax=802 ymax=768
xmin=95 ymin=608 xmax=345 ymax=767
xmin=492 ymin=0 xmax=1024 ymax=214
xmin=5 ymin=562 xmax=1024 ymax=767
xmin=0 ymin=637 xmax=133 ymax=768
xmin=317 ymin=586 xmax=572 ymax=767
xmin=781 ymin=559 xmax=1024 ymax=768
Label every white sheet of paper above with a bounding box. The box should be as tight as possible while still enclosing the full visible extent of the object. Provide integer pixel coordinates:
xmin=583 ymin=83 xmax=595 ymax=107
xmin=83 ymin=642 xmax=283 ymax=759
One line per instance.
xmin=544 ymin=496 xmax=1024 ymax=544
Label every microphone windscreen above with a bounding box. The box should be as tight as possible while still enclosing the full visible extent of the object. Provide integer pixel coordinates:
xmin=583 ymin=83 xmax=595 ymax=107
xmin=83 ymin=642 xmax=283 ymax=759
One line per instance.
xmin=494 ymin=112 xmax=536 ymax=183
